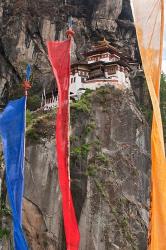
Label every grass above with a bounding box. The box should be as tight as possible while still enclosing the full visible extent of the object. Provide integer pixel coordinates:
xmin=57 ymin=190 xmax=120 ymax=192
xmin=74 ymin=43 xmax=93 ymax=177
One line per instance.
xmin=85 ymin=164 xmax=97 ymax=177
xmin=0 ymin=228 xmax=10 ymax=240
xmin=84 ymin=122 xmax=96 ymax=136
xmin=94 ymin=178 xmax=110 ymax=202
xmin=96 ymin=153 xmax=109 ymax=164
xmin=26 ymin=108 xmax=56 ymax=141
xmin=26 ymin=127 xmax=39 ymax=141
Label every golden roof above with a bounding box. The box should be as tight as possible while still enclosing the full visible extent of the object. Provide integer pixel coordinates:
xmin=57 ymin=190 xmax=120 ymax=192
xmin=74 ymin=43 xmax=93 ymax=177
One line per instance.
xmin=92 ymin=37 xmax=110 ymax=50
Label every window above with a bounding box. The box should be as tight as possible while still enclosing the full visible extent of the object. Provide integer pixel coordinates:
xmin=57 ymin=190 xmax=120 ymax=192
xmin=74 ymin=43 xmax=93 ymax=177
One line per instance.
xmin=74 ymin=77 xmax=76 ymax=82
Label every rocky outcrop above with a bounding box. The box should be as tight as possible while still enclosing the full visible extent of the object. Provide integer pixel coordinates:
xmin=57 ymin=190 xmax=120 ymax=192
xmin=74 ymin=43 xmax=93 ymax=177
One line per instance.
xmin=22 ymin=87 xmax=150 ymax=249
xmin=24 ymin=140 xmax=60 ymax=250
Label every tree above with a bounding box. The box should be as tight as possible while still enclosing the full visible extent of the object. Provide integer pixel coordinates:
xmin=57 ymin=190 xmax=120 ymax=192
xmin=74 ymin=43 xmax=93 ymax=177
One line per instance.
xmin=27 ymin=95 xmax=41 ymax=111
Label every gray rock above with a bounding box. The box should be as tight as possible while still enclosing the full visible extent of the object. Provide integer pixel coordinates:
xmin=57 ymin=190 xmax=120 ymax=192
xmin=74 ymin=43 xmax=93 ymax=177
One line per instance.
xmin=21 ymin=87 xmax=150 ymax=249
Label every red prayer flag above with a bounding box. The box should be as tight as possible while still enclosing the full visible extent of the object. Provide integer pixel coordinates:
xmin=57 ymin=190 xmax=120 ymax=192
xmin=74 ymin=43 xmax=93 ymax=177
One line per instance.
xmin=47 ymin=39 xmax=80 ymax=250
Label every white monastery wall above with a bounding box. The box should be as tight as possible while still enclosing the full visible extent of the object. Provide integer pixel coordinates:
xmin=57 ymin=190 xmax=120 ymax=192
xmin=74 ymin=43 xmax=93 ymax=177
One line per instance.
xmin=70 ymin=73 xmax=84 ymax=95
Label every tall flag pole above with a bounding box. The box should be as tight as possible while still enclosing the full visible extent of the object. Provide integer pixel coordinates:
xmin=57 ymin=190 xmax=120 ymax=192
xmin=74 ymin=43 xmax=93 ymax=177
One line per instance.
xmin=131 ymin=0 xmax=166 ymax=249
xmin=47 ymin=25 xmax=80 ymax=249
xmin=0 ymin=65 xmax=31 ymax=249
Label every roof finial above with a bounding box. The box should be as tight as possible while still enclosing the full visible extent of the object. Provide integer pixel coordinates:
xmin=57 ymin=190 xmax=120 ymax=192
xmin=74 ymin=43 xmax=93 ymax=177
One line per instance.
xmin=103 ymin=37 xmax=109 ymax=45
xmin=97 ymin=37 xmax=110 ymax=47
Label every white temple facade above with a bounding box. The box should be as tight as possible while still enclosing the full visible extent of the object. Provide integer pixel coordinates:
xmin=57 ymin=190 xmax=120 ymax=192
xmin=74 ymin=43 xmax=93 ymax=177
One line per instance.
xmin=70 ymin=39 xmax=131 ymax=97
xmin=41 ymin=39 xmax=132 ymax=110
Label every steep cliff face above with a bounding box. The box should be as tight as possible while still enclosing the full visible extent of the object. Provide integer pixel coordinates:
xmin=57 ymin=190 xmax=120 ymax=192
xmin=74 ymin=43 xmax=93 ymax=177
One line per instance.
xmin=0 ymin=1 xmax=151 ymax=249
xmin=0 ymin=0 xmax=138 ymax=105
xmin=21 ymin=87 xmax=150 ymax=250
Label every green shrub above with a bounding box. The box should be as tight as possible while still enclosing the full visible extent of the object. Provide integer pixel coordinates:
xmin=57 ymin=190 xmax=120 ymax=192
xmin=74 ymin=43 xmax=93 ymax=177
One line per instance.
xmin=26 ymin=109 xmax=33 ymax=127
xmin=84 ymin=122 xmax=96 ymax=135
xmin=26 ymin=127 xmax=39 ymax=141
xmin=1 ymin=205 xmax=11 ymax=216
xmin=71 ymin=89 xmax=93 ymax=113
xmin=96 ymin=86 xmax=110 ymax=96
xmin=27 ymin=95 xmax=41 ymax=111
xmin=0 ymin=228 xmax=10 ymax=240
xmin=71 ymin=143 xmax=90 ymax=157
xmin=71 ymin=98 xmax=90 ymax=113
xmin=96 ymin=153 xmax=109 ymax=164
xmin=85 ymin=164 xmax=97 ymax=177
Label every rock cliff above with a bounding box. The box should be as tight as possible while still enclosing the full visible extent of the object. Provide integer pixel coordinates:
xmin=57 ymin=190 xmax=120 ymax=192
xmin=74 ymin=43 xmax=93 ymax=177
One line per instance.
xmin=22 ymin=87 xmax=150 ymax=250
xmin=0 ymin=1 xmax=151 ymax=250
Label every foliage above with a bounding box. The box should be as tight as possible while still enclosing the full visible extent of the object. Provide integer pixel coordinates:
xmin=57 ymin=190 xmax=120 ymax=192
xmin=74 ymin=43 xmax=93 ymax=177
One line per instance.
xmin=9 ymin=84 xmax=41 ymax=111
xmin=26 ymin=109 xmax=33 ymax=127
xmin=94 ymin=178 xmax=109 ymax=201
xmin=85 ymin=164 xmax=97 ymax=177
xmin=71 ymin=143 xmax=90 ymax=158
xmin=70 ymin=89 xmax=93 ymax=114
xmin=26 ymin=127 xmax=39 ymax=141
xmin=27 ymin=95 xmax=41 ymax=111
xmin=0 ymin=228 xmax=10 ymax=240
xmin=0 ymin=200 xmax=11 ymax=240
xmin=94 ymin=86 xmax=115 ymax=105
xmin=0 ymin=201 xmax=11 ymax=216
xmin=70 ymin=135 xmax=79 ymax=143
xmin=84 ymin=122 xmax=96 ymax=136
xmin=96 ymin=153 xmax=109 ymax=164
xmin=29 ymin=80 xmax=42 ymax=96
xmin=26 ymin=108 xmax=56 ymax=141
xmin=96 ymin=86 xmax=112 ymax=96
xmin=26 ymin=109 xmax=38 ymax=141
xmin=71 ymin=98 xmax=90 ymax=113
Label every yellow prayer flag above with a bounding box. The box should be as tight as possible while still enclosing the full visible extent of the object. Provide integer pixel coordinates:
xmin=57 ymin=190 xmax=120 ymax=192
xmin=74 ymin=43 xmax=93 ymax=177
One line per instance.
xmin=131 ymin=0 xmax=166 ymax=249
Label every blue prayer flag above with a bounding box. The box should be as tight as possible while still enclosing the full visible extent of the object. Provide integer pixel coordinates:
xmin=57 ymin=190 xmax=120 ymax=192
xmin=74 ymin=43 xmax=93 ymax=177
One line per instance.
xmin=26 ymin=64 xmax=31 ymax=81
xmin=0 ymin=97 xmax=28 ymax=250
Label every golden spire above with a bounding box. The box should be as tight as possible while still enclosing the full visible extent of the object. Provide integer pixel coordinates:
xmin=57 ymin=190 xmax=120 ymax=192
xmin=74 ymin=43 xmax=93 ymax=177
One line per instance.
xmin=97 ymin=37 xmax=110 ymax=48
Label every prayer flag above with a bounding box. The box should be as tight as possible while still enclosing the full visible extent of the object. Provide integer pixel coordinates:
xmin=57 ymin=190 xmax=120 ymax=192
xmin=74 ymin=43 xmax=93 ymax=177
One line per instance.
xmin=131 ymin=1 xmax=166 ymax=249
xmin=47 ymin=39 xmax=80 ymax=250
xmin=0 ymin=97 xmax=28 ymax=250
